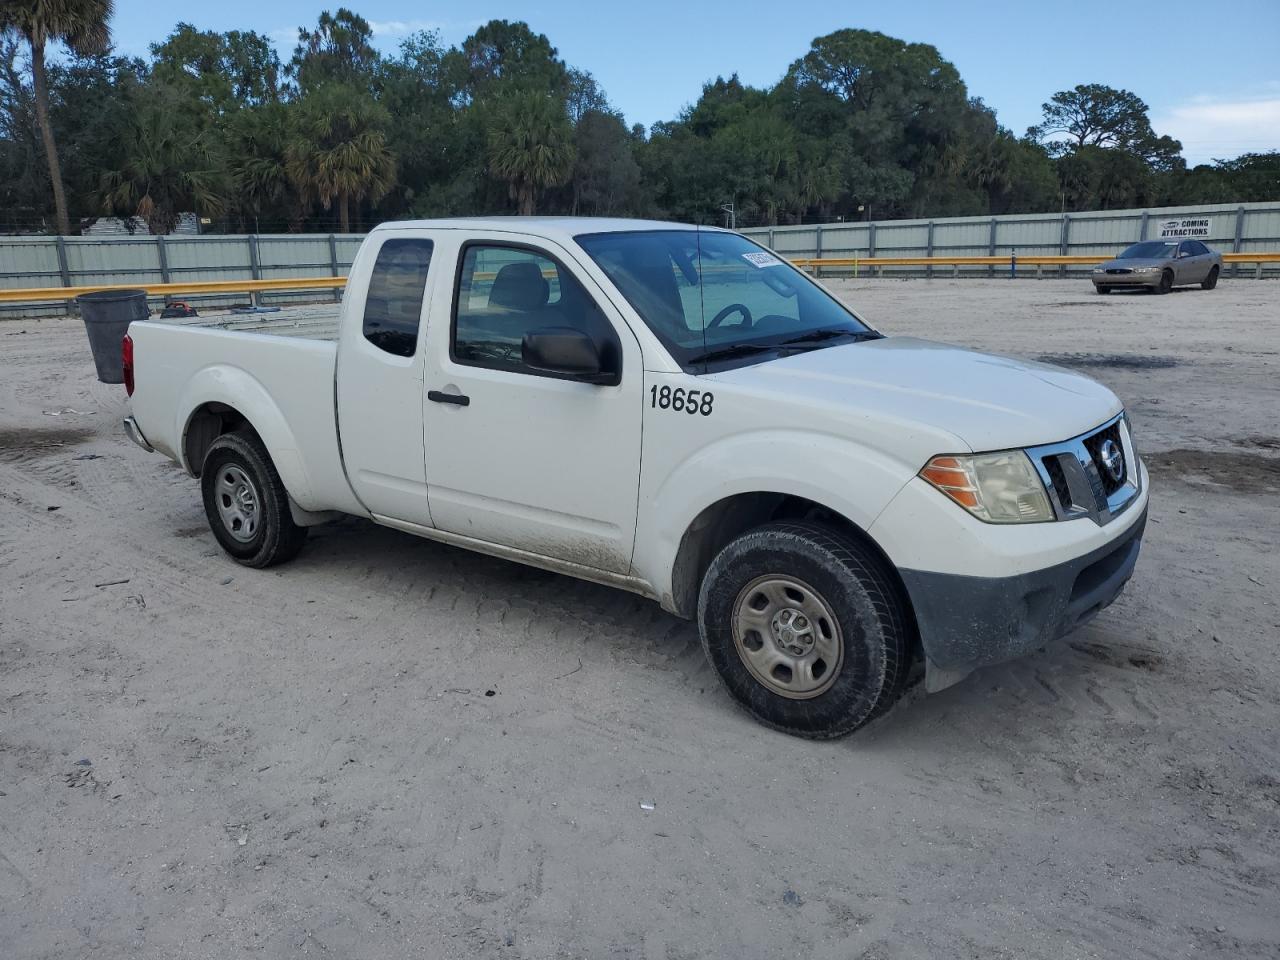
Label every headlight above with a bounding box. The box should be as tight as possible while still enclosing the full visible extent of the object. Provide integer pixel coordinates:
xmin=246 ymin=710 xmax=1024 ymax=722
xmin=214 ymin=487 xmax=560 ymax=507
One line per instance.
xmin=1135 ymin=266 xmax=1161 ymax=274
xmin=1093 ymin=267 xmax=1104 ymax=274
xmin=920 ymin=451 xmax=1054 ymax=523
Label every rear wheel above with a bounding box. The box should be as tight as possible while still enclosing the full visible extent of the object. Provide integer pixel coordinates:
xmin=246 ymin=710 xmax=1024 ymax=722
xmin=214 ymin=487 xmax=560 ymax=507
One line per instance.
xmin=201 ymin=430 xmax=306 ymax=567
xmin=697 ymin=521 xmax=911 ymax=739
xmin=1155 ymin=269 xmax=1174 ymax=294
xmin=1201 ymin=265 xmax=1219 ymax=290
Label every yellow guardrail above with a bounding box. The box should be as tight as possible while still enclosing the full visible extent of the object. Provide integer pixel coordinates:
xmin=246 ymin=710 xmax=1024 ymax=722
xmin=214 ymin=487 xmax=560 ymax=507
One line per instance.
xmin=791 ymin=253 xmax=1280 ymax=268
xmin=0 ymin=276 xmax=346 ymax=304
xmin=2 ymin=252 xmax=1278 ymax=305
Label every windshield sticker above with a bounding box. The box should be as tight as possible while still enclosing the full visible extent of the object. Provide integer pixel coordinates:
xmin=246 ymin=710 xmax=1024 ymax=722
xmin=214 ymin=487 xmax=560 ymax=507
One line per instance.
xmin=741 ymin=251 xmax=783 ymax=269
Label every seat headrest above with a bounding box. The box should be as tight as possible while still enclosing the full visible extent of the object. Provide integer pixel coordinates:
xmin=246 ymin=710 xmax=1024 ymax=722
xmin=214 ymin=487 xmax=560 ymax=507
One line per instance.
xmin=489 ymin=261 xmax=550 ymax=312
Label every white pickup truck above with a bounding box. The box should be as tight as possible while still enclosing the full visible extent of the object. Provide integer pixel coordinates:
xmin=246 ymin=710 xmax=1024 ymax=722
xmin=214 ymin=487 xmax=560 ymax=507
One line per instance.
xmin=123 ymin=218 xmax=1148 ymax=738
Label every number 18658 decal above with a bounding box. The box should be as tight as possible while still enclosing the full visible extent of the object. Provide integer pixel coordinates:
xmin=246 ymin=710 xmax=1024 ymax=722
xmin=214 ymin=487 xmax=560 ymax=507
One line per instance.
xmin=650 ymin=385 xmax=714 ymax=416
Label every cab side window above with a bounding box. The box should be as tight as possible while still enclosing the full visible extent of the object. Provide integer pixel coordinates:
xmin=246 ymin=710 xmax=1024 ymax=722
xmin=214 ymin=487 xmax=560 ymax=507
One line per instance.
xmin=363 ymin=238 xmax=434 ymax=357
xmin=453 ymin=245 xmax=620 ymax=377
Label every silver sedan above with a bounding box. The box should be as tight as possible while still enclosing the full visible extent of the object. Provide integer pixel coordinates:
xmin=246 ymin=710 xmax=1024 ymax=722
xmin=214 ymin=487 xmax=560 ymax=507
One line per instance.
xmin=1092 ymin=239 xmax=1223 ymax=294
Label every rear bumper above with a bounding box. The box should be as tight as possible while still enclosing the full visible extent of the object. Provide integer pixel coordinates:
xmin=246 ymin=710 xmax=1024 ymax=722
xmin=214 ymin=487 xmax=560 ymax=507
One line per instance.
xmin=901 ymin=506 xmax=1147 ymax=691
xmin=122 ymin=415 xmax=155 ymax=453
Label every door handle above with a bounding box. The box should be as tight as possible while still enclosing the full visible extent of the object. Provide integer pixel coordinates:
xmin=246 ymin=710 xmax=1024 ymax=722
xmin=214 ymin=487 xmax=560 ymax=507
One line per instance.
xmin=428 ymin=390 xmax=470 ymax=407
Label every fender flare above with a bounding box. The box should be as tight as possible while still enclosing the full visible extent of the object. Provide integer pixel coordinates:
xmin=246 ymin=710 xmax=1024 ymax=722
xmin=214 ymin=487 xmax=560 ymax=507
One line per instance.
xmin=634 ymin=428 xmax=917 ymax=605
xmin=175 ymin=364 xmax=317 ymax=507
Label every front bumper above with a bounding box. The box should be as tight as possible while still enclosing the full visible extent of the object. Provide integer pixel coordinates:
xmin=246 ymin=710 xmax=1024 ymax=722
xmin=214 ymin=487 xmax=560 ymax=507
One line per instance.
xmin=900 ymin=506 xmax=1147 ymax=691
xmin=1093 ymin=272 xmax=1161 ymax=289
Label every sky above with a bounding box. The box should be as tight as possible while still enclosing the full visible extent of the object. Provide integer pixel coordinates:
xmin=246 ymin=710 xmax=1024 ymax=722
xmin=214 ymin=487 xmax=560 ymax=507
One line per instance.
xmin=106 ymin=0 xmax=1280 ymax=166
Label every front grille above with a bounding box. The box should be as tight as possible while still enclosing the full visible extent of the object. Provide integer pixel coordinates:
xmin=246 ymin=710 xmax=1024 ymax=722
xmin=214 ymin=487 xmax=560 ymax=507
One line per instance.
xmin=1029 ymin=415 xmax=1139 ymax=525
xmin=1106 ymin=268 xmax=1132 ymax=274
xmin=1043 ymin=456 xmax=1073 ymax=510
xmin=1083 ymin=423 xmax=1126 ymax=495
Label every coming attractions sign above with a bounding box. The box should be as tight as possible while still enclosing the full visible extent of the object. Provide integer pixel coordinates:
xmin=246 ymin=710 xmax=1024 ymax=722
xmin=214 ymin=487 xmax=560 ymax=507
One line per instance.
xmin=1157 ymin=216 xmax=1213 ymax=239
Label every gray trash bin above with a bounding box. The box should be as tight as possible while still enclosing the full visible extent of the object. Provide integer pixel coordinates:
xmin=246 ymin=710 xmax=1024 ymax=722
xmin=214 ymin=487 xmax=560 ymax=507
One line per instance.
xmin=76 ymin=289 xmax=149 ymax=384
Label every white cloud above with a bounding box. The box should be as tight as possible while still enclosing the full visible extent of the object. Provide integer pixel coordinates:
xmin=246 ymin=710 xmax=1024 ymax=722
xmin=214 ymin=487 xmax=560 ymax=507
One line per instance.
xmin=366 ymin=19 xmax=447 ymax=37
xmin=1153 ymin=93 xmax=1280 ymax=166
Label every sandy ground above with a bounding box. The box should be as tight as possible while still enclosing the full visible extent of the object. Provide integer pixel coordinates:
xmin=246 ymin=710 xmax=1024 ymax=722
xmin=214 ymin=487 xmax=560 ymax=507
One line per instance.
xmin=1 ymin=279 xmax=1278 ymax=959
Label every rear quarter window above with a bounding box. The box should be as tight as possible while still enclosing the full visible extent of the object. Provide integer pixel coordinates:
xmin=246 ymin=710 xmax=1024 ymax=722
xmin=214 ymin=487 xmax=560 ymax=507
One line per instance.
xmin=362 ymin=238 xmax=434 ymax=357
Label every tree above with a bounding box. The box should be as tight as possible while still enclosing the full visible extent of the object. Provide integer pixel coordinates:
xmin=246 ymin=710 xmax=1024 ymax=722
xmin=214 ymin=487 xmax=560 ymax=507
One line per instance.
xmin=0 ymin=32 xmax=41 ymax=229
xmin=780 ymin=29 xmax=970 ymax=219
xmin=48 ymin=48 xmax=146 ymax=219
xmin=458 ymin=19 xmax=567 ymax=99
xmin=377 ymin=29 xmax=469 ymax=218
xmin=286 ymin=83 xmax=395 ymax=232
xmin=0 ymin=0 xmax=113 ymax=234
xmin=570 ymin=108 xmax=642 ymax=215
xmin=1028 ymin=83 xmax=1183 ymax=170
xmin=227 ymin=101 xmax=299 ymax=230
xmin=486 ymin=89 xmax=575 ymax=215
xmin=1174 ymin=151 xmax=1280 ymax=205
xmin=99 ymin=81 xmax=229 ymax=233
xmin=289 ymin=8 xmax=377 ymax=93
xmin=566 ymin=68 xmax=608 ymax=124
xmin=1057 ymin=144 xmax=1154 ymax=211
xmin=151 ymin=23 xmax=281 ymax=112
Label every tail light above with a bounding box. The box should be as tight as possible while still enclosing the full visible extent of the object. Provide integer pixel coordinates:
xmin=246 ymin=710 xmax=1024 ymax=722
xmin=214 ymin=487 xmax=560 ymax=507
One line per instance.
xmin=122 ymin=334 xmax=135 ymax=397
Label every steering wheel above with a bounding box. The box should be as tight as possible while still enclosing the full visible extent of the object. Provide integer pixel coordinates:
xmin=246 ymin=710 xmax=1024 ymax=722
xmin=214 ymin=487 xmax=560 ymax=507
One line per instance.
xmin=707 ymin=302 xmax=753 ymax=330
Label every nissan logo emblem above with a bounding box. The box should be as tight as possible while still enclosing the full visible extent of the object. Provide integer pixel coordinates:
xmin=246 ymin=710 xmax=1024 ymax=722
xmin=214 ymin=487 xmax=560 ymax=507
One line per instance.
xmin=1099 ymin=438 xmax=1124 ymax=483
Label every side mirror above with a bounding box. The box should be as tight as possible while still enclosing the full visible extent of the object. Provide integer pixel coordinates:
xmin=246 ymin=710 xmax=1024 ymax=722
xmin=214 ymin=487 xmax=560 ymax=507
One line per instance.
xmin=522 ymin=326 xmax=618 ymax=385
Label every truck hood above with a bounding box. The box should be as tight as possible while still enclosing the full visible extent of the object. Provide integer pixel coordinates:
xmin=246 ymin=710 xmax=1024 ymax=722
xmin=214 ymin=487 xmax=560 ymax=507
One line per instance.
xmin=709 ymin=336 xmax=1122 ymax=452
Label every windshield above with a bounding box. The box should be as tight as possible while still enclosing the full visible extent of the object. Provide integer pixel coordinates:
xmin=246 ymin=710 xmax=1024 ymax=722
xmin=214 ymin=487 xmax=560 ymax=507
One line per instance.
xmin=575 ymin=229 xmax=876 ymax=368
xmin=1119 ymin=241 xmax=1178 ymax=259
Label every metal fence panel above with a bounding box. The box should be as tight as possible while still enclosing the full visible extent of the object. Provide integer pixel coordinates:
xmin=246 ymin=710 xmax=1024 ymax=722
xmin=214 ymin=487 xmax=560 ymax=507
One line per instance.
xmin=63 ymin=237 xmax=162 ymax=286
xmin=0 ymin=238 xmax=61 ymax=288
xmin=164 ymin=236 xmax=252 ymax=279
xmin=1 ymin=201 xmax=1275 ymax=317
xmin=742 ymin=200 xmax=1280 ymax=278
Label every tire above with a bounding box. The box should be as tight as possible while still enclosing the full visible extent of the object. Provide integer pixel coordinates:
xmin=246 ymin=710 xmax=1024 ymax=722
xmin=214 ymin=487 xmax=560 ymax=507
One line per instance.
xmin=1201 ymin=265 xmax=1219 ymax=290
xmin=1155 ymin=269 xmax=1173 ymax=294
xmin=697 ymin=521 xmax=911 ymax=739
xmin=201 ymin=430 xmax=306 ymax=567
xmin=1095 ymin=285 xmax=1110 ymax=295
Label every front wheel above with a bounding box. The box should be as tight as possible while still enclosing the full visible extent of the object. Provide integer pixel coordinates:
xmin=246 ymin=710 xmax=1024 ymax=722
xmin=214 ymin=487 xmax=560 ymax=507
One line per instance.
xmin=1155 ymin=269 xmax=1174 ymax=294
xmin=697 ymin=522 xmax=911 ymax=738
xmin=1095 ymin=285 xmax=1110 ymax=295
xmin=1201 ymin=265 xmax=1219 ymax=290
xmin=201 ymin=431 xmax=306 ymax=567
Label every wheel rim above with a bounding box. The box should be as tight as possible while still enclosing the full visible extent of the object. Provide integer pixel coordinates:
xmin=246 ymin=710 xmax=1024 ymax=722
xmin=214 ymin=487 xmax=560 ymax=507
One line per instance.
xmin=214 ymin=464 xmax=261 ymax=542
xmin=731 ymin=575 xmax=844 ymax=699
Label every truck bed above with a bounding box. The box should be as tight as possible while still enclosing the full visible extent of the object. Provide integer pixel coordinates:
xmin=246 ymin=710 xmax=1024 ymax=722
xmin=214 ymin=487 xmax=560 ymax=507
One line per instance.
xmin=128 ymin=309 xmax=364 ymax=517
xmin=150 ymin=304 xmax=341 ymax=341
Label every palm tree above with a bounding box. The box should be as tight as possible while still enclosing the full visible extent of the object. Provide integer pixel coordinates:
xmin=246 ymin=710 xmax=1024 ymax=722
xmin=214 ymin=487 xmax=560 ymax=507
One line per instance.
xmin=99 ymin=84 xmax=229 ymax=234
xmin=286 ymin=84 xmax=395 ymax=233
xmin=229 ymin=102 xmax=300 ymax=231
xmin=0 ymin=0 xmax=113 ymax=235
xmin=487 ymin=90 xmax=575 ymax=215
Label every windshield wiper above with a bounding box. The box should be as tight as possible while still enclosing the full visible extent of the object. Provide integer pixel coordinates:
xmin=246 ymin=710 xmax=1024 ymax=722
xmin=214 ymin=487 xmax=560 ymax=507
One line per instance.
xmin=689 ymin=329 xmax=881 ymax=366
xmin=686 ymin=342 xmax=783 ymax=365
xmin=778 ymin=328 xmax=880 ymax=348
